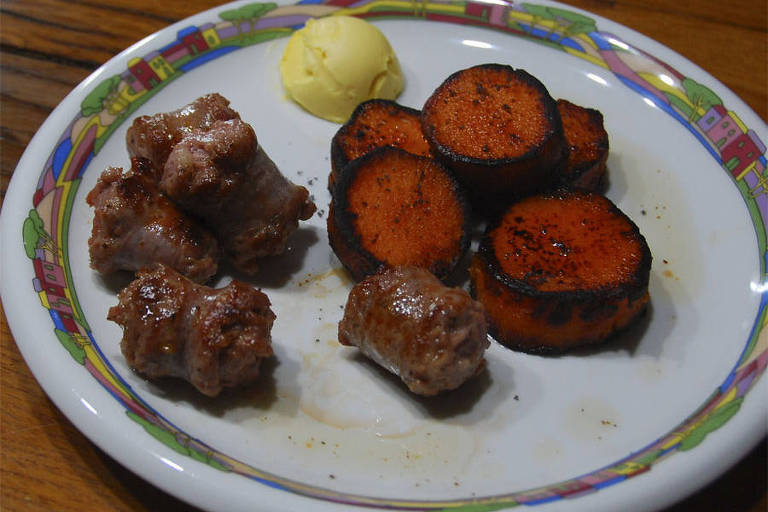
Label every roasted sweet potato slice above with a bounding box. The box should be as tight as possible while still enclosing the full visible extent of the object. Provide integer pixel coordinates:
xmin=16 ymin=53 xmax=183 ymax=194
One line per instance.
xmin=557 ymin=99 xmax=609 ymax=191
xmin=328 ymin=147 xmax=470 ymax=281
xmin=329 ymin=99 xmax=432 ymax=194
xmin=469 ymin=190 xmax=651 ymax=353
xmin=421 ymin=64 xmax=568 ymax=211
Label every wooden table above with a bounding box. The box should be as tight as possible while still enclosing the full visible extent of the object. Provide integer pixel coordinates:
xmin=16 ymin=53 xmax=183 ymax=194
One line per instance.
xmin=1 ymin=1 xmax=766 ymax=510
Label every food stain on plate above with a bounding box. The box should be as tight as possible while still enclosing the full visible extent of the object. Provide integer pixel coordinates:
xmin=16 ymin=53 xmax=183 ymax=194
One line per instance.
xmin=299 ymin=343 xmax=423 ymax=434
xmin=634 ymin=358 xmax=667 ymax=383
xmin=294 ymin=266 xmax=353 ymax=295
xmin=532 ymin=437 xmax=565 ymax=463
xmin=563 ymin=397 xmax=622 ymax=443
xmin=609 ymin=136 xmax=703 ymax=302
xmin=236 ymin=342 xmax=481 ymax=487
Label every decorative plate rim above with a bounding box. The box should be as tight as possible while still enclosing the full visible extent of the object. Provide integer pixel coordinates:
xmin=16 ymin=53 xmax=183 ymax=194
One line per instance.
xmin=2 ymin=0 xmax=767 ymax=510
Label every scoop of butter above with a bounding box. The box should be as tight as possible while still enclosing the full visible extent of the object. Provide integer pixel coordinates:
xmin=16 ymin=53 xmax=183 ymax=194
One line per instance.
xmin=280 ymin=16 xmax=404 ymax=123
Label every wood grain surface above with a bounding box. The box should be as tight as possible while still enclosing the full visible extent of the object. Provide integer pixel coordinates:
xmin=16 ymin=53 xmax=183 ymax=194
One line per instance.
xmin=1 ymin=1 xmax=766 ymax=510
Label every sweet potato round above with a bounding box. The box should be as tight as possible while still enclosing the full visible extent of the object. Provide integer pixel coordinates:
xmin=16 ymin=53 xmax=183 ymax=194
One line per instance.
xmin=328 ymin=147 xmax=470 ymax=281
xmin=469 ymin=190 xmax=651 ymax=353
xmin=329 ymin=99 xmax=432 ymax=194
xmin=421 ymin=64 xmax=568 ymax=211
xmin=557 ymin=98 xmax=609 ymax=191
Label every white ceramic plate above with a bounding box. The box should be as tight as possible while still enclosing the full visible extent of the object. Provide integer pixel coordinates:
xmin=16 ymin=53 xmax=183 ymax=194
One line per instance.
xmin=1 ymin=1 xmax=766 ymax=511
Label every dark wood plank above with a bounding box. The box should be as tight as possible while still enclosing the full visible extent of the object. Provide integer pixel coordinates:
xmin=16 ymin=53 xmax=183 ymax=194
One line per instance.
xmin=568 ymin=0 xmax=767 ymax=32
xmin=2 ymin=0 xmax=175 ymax=65
xmin=0 ymin=303 xmax=201 ymax=512
xmin=559 ymin=0 xmax=768 ymax=120
xmin=71 ymin=0 xmax=230 ymax=21
xmin=0 ymin=51 xmax=92 ymax=198
xmin=0 ymin=1 xmax=766 ymax=511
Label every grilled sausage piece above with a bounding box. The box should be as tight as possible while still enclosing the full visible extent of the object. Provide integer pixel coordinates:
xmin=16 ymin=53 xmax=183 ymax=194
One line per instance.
xmin=126 ymin=93 xmax=240 ymax=174
xmin=470 ymin=190 xmax=651 ymax=353
xmin=108 ymin=263 xmax=275 ymax=396
xmin=160 ymin=118 xmax=316 ymax=275
xmin=421 ymin=64 xmax=568 ymax=212
xmin=86 ymin=157 xmax=220 ymax=283
xmin=329 ymin=99 xmax=432 ymax=194
xmin=338 ymin=266 xmax=489 ymax=396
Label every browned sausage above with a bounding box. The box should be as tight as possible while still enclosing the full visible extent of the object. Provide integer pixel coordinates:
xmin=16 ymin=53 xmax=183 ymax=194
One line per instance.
xmin=339 ymin=265 xmax=489 ymax=396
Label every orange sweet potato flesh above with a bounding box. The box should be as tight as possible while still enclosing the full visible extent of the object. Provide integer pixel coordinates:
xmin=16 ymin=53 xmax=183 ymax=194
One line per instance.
xmin=330 ymin=99 xmax=432 ymax=194
xmin=557 ymin=99 xmax=609 ymax=191
xmin=421 ymin=64 xmax=568 ymax=211
xmin=328 ymin=147 xmax=469 ymax=281
xmin=469 ymin=190 xmax=651 ymax=352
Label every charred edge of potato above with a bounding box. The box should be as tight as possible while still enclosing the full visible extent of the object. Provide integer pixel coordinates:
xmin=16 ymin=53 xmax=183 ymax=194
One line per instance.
xmin=329 ymin=99 xmax=429 ymax=195
xmin=557 ymin=99 xmax=609 ymax=191
xmin=328 ymin=147 xmax=472 ymax=282
xmin=421 ymin=64 xmax=569 ymax=210
xmin=327 ymin=201 xmax=383 ymax=281
xmin=470 ymin=271 xmax=650 ymax=355
xmin=471 ymin=190 xmax=652 ymax=353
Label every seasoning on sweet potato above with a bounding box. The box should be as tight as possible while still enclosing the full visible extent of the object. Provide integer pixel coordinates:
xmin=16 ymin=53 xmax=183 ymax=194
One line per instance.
xmin=469 ymin=190 xmax=651 ymax=353
xmin=557 ymin=99 xmax=609 ymax=191
xmin=421 ymin=63 xmax=568 ymax=212
xmin=328 ymin=146 xmax=470 ymax=281
xmin=329 ymin=99 xmax=432 ymax=194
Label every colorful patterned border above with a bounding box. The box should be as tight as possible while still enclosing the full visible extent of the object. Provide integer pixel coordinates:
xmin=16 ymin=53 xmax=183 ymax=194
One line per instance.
xmin=23 ymin=0 xmax=767 ymax=510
